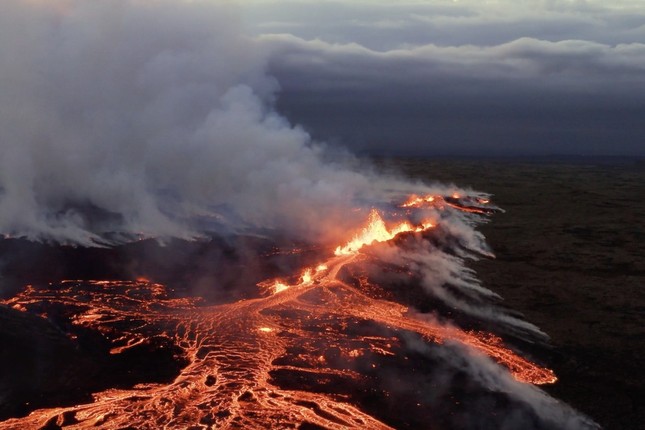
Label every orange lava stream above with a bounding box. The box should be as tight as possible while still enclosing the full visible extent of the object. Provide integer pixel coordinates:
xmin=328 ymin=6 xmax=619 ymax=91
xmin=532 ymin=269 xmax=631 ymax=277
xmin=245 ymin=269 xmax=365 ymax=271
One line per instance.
xmin=0 ymin=203 xmax=555 ymax=429
xmin=401 ymin=194 xmax=437 ymax=208
xmin=2 ymin=276 xmax=394 ymax=429
xmin=261 ymin=254 xmax=556 ymax=386
xmin=401 ymin=193 xmax=492 ymax=214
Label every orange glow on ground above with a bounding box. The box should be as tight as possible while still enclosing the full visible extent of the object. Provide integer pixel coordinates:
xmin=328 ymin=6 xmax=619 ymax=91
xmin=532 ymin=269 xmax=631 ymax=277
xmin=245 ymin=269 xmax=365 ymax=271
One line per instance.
xmin=0 ymin=193 xmax=556 ymax=429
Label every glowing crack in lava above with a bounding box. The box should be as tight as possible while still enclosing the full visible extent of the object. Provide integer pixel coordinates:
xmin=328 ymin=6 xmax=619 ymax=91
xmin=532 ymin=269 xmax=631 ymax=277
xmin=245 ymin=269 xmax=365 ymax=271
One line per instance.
xmin=0 ymin=194 xmax=558 ymax=429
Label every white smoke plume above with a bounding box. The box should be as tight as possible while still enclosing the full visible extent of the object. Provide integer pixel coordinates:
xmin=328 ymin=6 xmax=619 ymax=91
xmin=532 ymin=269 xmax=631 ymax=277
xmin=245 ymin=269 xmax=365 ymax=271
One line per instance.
xmin=369 ymin=216 xmax=549 ymax=340
xmin=0 ymin=0 xmax=518 ymax=322
xmin=0 ymin=0 xmax=449 ymax=246
xmin=402 ymin=330 xmax=600 ymax=430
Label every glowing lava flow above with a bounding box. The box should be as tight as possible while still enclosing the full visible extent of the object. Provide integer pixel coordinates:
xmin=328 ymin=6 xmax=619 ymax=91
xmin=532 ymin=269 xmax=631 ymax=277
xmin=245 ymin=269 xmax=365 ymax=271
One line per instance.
xmin=265 ymin=209 xmax=555 ymax=386
xmin=401 ymin=194 xmax=437 ymax=208
xmin=401 ymin=193 xmax=495 ymax=214
xmin=335 ymin=209 xmax=433 ymax=255
xmin=0 ymin=198 xmax=555 ymax=429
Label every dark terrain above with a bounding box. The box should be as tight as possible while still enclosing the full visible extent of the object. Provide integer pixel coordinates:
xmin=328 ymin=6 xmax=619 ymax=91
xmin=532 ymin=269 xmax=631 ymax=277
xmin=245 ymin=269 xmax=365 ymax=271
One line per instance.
xmin=0 ymin=158 xmax=642 ymax=429
xmin=390 ymin=157 xmax=645 ymax=430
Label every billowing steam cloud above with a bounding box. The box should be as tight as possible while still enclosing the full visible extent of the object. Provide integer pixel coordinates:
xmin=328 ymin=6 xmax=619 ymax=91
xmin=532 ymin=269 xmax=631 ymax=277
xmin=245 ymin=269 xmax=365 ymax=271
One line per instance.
xmin=0 ymin=0 xmax=438 ymax=246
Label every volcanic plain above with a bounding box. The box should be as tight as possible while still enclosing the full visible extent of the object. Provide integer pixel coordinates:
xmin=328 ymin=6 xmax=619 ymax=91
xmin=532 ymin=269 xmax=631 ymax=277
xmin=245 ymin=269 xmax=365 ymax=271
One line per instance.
xmin=0 ymin=157 xmax=642 ymax=429
xmin=390 ymin=157 xmax=645 ymax=430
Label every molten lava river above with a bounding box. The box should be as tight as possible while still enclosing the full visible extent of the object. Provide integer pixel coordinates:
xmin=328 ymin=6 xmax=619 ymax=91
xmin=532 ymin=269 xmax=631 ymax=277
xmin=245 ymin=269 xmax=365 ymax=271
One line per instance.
xmin=0 ymin=194 xmax=569 ymax=429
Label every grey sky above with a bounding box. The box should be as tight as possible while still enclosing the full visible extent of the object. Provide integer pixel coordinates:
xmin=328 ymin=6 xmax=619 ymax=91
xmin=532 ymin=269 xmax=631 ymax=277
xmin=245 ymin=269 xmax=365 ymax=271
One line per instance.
xmin=241 ymin=0 xmax=645 ymax=156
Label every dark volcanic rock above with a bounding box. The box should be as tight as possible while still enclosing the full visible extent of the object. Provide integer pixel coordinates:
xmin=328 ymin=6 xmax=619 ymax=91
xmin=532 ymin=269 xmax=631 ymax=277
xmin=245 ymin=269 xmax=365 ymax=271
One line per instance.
xmin=0 ymin=304 xmax=98 ymax=419
xmin=0 ymin=303 xmax=187 ymax=421
xmin=0 ymin=235 xmax=316 ymax=304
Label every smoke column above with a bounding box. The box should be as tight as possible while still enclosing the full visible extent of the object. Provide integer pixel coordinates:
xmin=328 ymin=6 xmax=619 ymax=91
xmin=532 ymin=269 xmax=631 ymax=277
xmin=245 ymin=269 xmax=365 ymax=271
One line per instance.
xmin=0 ymin=0 xmax=432 ymax=246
